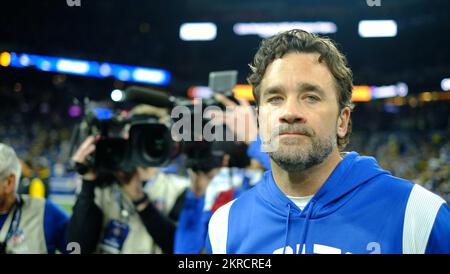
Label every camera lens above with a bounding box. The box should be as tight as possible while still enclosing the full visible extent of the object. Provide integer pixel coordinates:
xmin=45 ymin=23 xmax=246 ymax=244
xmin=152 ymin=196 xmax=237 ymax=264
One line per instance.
xmin=129 ymin=123 xmax=172 ymax=167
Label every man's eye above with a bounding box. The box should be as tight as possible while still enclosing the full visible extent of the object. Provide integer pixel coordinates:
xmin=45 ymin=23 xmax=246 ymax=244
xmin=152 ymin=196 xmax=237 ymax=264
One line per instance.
xmin=305 ymin=95 xmax=320 ymax=103
xmin=267 ymin=96 xmax=283 ymax=104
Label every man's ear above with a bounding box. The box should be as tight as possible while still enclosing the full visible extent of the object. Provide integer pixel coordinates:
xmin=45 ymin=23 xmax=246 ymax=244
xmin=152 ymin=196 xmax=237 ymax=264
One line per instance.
xmin=337 ymin=107 xmax=351 ymax=138
xmin=4 ymin=174 xmax=16 ymax=195
xmin=256 ymin=106 xmax=259 ymax=129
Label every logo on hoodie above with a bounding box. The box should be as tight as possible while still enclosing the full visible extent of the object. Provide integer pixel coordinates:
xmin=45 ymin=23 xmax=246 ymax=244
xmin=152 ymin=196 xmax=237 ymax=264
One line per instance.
xmin=273 ymin=242 xmax=381 ymax=254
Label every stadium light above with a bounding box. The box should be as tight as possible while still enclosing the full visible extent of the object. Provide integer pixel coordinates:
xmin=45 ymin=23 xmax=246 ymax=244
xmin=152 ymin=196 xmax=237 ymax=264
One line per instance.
xmin=99 ymin=63 xmax=112 ymax=77
xmin=19 ymin=54 xmax=31 ymax=66
xmin=372 ymin=82 xmax=408 ymax=99
xmin=179 ymin=22 xmax=217 ymax=41
xmin=187 ymin=86 xmax=213 ymax=99
xmin=358 ymin=20 xmax=397 ymax=38
xmin=111 ymin=89 xmax=125 ymax=102
xmin=40 ymin=60 xmax=52 ymax=71
xmin=352 ymin=82 xmax=408 ymax=101
xmin=132 ymin=68 xmax=169 ymax=85
xmin=352 ymin=86 xmax=372 ymax=102
xmin=441 ymin=78 xmax=450 ymax=91
xmin=5 ymin=52 xmax=171 ymax=86
xmin=0 ymin=52 xmax=11 ymax=67
xmin=233 ymin=22 xmax=337 ymax=38
xmin=232 ymin=85 xmax=254 ymax=101
xmin=117 ymin=69 xmax=131 ymax=81
xmin=56 ymin=59 xmax=90 ymax=75
xmin=187 ymin=85 xmax=255 ymax=101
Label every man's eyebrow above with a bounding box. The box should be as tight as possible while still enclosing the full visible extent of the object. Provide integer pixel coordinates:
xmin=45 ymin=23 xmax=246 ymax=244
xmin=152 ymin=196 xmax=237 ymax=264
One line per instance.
xmin=261 ymin=85 xmax=285 ymax=97
xmin=262 ymin=82 xmax=326 ymax=97
xmin=297 ymin=82 xmax=326 ymax=97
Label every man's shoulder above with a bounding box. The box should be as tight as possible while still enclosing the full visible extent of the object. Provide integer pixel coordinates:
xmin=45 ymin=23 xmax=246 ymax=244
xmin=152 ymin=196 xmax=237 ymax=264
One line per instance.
xmin=233 ymin=182 xmax=262 ymax=205
xmin=209 ymin=199 xmax=236 ymax=226
xmin=209 ymin=184 xmax=261 ymax=226
xmin=208 ymin=189 xmax=265 ymax=254
xmin=402 ymin=183 xmax=447 ymax=253
xmin=367 ymin=172 xmax=446 ymax=204
xmin=365 ymin=172 xmax=416 ymax=197
xmin=207 ymin=198 xmax=236 ymax=253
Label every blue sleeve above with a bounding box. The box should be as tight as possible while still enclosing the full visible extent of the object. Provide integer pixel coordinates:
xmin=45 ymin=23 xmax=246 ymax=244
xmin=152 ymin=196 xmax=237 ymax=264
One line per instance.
xmin=44 ymin=200 xmax=69 ymax=254
xmin=425 ymin=203 xmax=450 ymax=254
xmin=247 ymin=134 xmax=271 ymax=170
xmin=174 ymin=190 xmax=212 ymax=254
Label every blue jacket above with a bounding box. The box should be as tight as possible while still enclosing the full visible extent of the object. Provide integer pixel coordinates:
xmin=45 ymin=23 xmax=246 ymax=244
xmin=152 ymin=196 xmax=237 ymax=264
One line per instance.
xmin=174 ymin=190 xmax=211 ymax=254
xmin=206 ymin=152 xmax=450 ymax=254
xmin=174 ymin=173 xmax=256 ymax=254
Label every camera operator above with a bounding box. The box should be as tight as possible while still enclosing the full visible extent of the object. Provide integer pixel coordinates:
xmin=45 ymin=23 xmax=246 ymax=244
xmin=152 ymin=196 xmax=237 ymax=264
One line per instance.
xmin=67 ymin=105 xmax=188 ymax=254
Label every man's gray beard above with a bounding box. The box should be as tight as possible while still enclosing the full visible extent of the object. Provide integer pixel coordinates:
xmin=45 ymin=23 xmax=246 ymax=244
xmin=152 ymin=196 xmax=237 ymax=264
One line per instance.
xmin=268 ymin=133 xmax=336 ymax=173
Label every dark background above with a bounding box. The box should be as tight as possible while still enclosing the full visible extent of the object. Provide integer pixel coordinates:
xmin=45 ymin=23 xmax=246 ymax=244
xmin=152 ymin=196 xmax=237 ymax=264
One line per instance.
xmin=1 ymin=0 xmax=449 ymax=95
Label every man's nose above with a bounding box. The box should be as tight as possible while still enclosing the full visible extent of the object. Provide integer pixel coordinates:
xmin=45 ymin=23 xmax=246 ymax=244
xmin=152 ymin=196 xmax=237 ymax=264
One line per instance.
xmin=279 ymin=98 xmax=306 ymax=124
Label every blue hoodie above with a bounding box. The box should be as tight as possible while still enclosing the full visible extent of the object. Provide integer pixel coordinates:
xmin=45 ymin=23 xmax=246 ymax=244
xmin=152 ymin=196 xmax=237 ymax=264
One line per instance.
xmin=206 ymin=152 xmax=450 ymax=254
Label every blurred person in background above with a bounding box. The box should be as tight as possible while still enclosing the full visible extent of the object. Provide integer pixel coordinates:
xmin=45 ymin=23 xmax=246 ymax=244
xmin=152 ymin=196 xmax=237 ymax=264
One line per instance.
xmin=67 ymin=105 xmax=189 ymax=254
xmin=0 ymin=143 xmax=69 ymax=254
xmin=174 ymin=95 xmax=268 ymax=253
